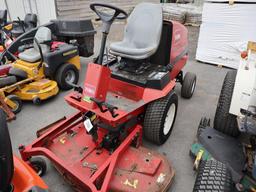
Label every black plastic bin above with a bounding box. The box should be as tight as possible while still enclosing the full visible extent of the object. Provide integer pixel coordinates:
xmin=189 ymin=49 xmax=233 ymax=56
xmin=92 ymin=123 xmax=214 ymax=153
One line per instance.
xmin=52 ymin=19 xmax=96 ymax=57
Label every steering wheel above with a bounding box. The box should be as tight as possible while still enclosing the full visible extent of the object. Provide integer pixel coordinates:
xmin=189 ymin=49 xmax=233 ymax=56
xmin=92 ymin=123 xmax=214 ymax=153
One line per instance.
xmin=90 ymin=3 xmax=128 ymax=23
xmin=90 ymin=3 xmax=127 ymax=65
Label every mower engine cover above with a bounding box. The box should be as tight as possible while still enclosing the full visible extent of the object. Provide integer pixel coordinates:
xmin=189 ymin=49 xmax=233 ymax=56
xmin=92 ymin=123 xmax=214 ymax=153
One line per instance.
xmin=43 ymin=43 xmax=79 ymax=77
xmin=51 ymin=19 xmax=96 ymax=57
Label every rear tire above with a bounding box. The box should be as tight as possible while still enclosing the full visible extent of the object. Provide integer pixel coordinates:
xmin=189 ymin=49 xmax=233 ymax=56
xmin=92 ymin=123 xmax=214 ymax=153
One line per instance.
xmin=7 ymin=95 xmax=22 ymax=114
xmin=143 ymin=91 xmax=178 ymax=145
xmin=214 ymin=70 xmax=239 ymax=137
xmin=193 ymin=160 xmax=233 ymax=192
xmin=181 ymin=72 xmax=197 ymax=99
xmin=0 ymin=109 xmax=14 ymax=191
xmin=55 ymin=63 xmax=79 ymax=90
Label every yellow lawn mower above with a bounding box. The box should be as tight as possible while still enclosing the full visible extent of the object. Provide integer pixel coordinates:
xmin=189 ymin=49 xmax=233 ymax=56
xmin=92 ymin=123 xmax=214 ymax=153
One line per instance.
xmin=0 ymin=26 xmax=81 ymax=114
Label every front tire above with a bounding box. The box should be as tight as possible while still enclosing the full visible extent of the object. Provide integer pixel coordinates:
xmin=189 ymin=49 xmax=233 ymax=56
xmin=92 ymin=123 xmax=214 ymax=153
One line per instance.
xmin=30 ymin=157 xmax=47 ymax=177
xmin=193 ymin=160 xmax=233 ymax=192
xmin=55 ymin=63 xmax=79 ymax=90
xmin=181 ymin=72 xmax=197 ymax=99
xmin=7 ymin=95 xmax=22 ymax=114
xmin=214 ymin=70 xmax=239 ymax=137
xmin=143 ymin=91 xmax=178 ymax=145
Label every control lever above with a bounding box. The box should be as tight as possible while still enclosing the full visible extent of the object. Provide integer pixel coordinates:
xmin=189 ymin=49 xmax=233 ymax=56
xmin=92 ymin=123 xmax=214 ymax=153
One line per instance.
xmin=90 ymin=97 xmax=119 ymax=118
xmin=67 ymin=81 xmax=83 ymax=94
xmin=104 ymin=103 xmax=118 ymax=118
xmin=90 ymin=97 xmax=107 ymax=113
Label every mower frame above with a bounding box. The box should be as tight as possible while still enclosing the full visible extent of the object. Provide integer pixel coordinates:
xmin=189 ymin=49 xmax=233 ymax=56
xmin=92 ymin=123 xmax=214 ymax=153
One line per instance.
xmin=19 ymin=111 xmax=174 ymax=192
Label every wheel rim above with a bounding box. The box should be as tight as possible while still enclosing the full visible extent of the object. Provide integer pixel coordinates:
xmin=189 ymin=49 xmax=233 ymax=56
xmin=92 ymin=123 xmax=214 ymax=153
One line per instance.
xmin=191 ymin=80 xmax=196 ymax=95
xmin=33 ymin=164 xmax=43 ymax=176
xmin=11 ymin=100 xmax=19 ymax=112
xmin=65 ymin=70 xmax=76 ymax=84
xmin=163 ymin=103 xmax=176 ymax=135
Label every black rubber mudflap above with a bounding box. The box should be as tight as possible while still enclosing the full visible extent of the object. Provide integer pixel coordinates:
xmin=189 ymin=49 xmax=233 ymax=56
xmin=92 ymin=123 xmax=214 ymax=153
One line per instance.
xmin=198 ymin=127 xmax=245 ymax=183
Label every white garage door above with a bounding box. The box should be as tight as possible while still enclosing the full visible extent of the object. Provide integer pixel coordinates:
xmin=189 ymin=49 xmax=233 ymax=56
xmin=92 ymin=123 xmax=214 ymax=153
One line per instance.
xmin=0 ymin=0 xmax=57 ymax=25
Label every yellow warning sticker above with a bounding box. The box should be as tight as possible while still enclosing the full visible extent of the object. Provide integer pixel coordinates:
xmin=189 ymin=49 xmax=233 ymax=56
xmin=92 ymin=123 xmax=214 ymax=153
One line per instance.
xmin=123 ymin=179 xmax=138 ymax=189
xmin=59 ymin=137 xmax=66 ymax=144
xmin=83 ymin=96 xmax=92 ymax=103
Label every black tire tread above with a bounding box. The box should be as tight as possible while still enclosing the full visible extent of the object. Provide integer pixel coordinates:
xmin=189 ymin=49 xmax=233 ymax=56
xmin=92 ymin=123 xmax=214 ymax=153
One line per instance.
xmin=181 ymin=72 xmax=196 ymax=99
xmin=214 ymin=70 xmax=239 ymax=137
xmin=7 ymin=95 xmax=22 ymax=114
xmin=0 ymin=109 xmax=14 ymax=191
xmin=193 ymin=160 xmax=233 ymax=192
xmin=30 ymin=157 xmax=47 ymax=177
xmin=55 ymin=63 xmax=79 ymax=90
xmin=143 ymin=91 xmax=178 ymax=145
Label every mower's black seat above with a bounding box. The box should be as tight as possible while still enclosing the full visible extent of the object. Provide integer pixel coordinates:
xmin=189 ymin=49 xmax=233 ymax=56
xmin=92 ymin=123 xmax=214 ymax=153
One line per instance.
xmin=0 ymin=109 xmax=14 ymax=192
xmin=8 ymin=67 xmax=28 ymax=80
xmin=0 ymin=76 xmax=17 ymax=88
xmin=0 ymin=10 xmax=7 ymax=27
xmin=11 ymin=14 xmax=37 ymax=37
xmin=0 ymin=67 xmax=28 ymax=88
xmin=18 ymin=27 xmax=51 ymax=63
xmin=109 ymin=3 xmax=163 ymax=60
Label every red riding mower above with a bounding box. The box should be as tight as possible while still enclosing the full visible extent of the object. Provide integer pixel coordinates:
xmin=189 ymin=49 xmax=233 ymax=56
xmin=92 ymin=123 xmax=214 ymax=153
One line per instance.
xmin=19 ymin=3 xmax=196 ymax=192
xmin=0 ymin=109 xmax=48 ymax=192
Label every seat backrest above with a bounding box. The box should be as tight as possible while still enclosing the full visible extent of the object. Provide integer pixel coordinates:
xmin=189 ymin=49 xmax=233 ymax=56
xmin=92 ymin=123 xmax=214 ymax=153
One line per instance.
xmin=34 ymin=27 xmax=52 ymax=52
xmin=150 ymin=22 xmax=173 ymax=66
xmin=0 ymin=10 xmax=7 ymax=26
xmin=0 ymin=109 xmax=14 ymax=191
xmin=123 ymin=3 xmax=162 ymax=49
xmin=24 ymin=13 xmax=37 ymax=28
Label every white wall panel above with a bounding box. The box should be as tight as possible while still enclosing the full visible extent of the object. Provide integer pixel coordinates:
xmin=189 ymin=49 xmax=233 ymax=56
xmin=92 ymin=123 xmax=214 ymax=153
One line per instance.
xmin=0 ymin=0 xmax=57 ymax=24
xmin=32 ymin=0 xmax=57 ymax=24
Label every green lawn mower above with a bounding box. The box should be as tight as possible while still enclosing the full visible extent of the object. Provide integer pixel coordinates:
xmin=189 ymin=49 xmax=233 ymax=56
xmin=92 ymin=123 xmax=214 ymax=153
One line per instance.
xmin=190 ymin=42 xmax=256 ymax=192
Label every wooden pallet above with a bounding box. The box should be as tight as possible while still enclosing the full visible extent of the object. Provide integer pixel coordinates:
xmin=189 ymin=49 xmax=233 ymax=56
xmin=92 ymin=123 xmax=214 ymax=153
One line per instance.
xmin=0 ymin=95 xmax=15 ymax=121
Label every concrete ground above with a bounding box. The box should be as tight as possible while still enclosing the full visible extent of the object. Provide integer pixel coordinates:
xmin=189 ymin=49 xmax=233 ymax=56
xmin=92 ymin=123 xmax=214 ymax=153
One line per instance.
xmin=9 ymin=23 xmax=230 ymax=191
